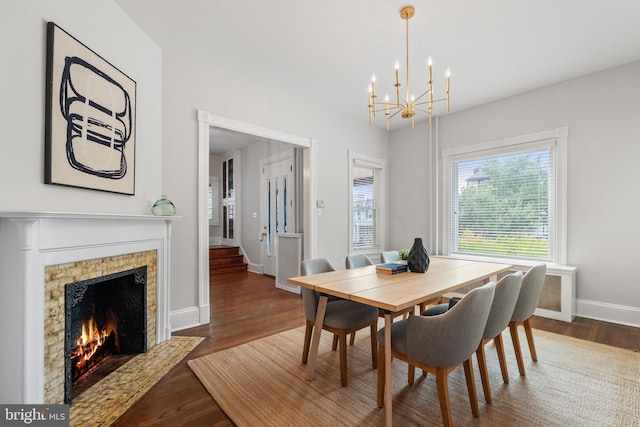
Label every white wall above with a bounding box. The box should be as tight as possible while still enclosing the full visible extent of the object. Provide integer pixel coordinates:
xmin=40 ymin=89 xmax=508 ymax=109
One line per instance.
xmin=386 ymin=124 xmax=434 ymax=254
xmin=389 ymin=61 xmax=640 ymax=326
xmin=0 ymin=0 xmax=163 ymax=214
xmin=159 ymin=44 xmax=388 ymax=316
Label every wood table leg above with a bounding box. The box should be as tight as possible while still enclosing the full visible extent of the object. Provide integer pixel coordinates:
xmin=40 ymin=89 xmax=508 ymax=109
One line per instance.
xmin=305 ymin=295 xmax=328 ymax=381
xmin=384 ymin=312 xmax=393 ymax=426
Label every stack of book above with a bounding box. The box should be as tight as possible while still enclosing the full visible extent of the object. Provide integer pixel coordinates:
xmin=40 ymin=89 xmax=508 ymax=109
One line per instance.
xmin=376 ymin=262 xmax=408 ymax=275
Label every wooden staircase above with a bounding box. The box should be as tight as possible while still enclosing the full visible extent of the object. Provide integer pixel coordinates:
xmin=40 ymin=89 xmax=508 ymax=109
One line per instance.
xmin=209 ymin=246 xmax=248 ymax=275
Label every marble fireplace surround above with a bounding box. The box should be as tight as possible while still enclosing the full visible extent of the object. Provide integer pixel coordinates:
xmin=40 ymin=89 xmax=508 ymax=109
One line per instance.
xmin=0 ymin=212 xmax=176 ymax=404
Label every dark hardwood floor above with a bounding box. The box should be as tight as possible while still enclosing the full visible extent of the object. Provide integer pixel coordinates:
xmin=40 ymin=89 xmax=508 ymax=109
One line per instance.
xmin=112 ymin=271 xmax=638 ymax=426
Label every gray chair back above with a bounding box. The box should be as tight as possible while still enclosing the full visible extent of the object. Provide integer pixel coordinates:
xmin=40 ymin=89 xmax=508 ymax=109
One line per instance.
xmin=510 ymin=264 xmax=546 ymax=323
xmin=381 ymin=251 xmax=400 ymax=263
xmin=300 ymin=258 xmax=336 ymax=322
xmin=301 ymin=258 xmax=336 ymax=276
xmin=483 ymin=271 xmax=523 ymax=340
xmin=345 ymin=254 xmax=374 ymax=269
xmin=407 ymin=282 xmax=495 ymax=368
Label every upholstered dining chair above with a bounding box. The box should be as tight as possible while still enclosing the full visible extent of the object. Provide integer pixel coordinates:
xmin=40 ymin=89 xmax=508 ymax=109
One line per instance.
xmin=422 ymin=271 xmax=523 ymax=404
xmin=509 ymin=263 xmax=547 ymax=376
xmin=300 ymin=258 xmax=379 ymax=386
xmin=475 ymin=271 xmax=523 ymax=403
xmin=377 ymin=282 xmax=495 ymax=427
xmin=380 ymin=250 xmax=401 ymax=263
xmin=300 ymin=258 xmax=349 ymax=346
xmin=345 ymin=254 xmax=375 ymax=269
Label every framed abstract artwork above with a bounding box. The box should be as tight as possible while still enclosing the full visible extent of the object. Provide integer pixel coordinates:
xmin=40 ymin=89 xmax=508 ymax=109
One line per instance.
xmin=45 ymin=22 xmax=136 ymax=195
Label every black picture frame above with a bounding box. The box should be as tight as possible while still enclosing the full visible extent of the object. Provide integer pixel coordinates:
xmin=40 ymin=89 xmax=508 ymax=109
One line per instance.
xmin=45 ymin=22 xmax=136 ymax=195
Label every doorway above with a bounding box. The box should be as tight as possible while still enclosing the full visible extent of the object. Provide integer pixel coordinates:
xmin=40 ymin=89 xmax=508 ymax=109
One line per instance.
xmin=196 ymin=111 xmax=317 ymax=326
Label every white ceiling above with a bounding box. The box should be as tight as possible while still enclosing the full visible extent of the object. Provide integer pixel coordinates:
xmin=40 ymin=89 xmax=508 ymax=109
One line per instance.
xmin=115 ymin=0 xmax=640 ymax=135
xmin=208 ymin=127 xmax=269 ymax=155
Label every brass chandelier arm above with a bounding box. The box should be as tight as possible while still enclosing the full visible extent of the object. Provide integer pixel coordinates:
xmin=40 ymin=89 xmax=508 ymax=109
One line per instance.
xmin=415 ymin=97 xmax=448 ymax=106
xmin=411 ymin=90 xmax=431 ymax=104
xmin=387 ymin=109 xmax=403 ymax=119
xmin=370 ymin=104 xmax=403 ymax=114
xmin=413 ymin=107 xmax=433 ymax=114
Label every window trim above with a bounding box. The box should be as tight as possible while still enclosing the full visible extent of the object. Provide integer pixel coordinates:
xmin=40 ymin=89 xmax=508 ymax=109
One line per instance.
xmin=441 ymin=127 xmax=568 ymax=266
xmin=348 ymin=150 xmax=386 ymax=256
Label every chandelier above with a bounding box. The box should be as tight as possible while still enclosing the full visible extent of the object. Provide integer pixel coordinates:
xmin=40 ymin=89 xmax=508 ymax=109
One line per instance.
xmin=368 ymin=5 xmax=451 ymax=130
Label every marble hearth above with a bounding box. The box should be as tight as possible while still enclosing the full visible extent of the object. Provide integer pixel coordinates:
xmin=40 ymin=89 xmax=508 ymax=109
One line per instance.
xmin=0 ymin=212 xmax=176 ymax=404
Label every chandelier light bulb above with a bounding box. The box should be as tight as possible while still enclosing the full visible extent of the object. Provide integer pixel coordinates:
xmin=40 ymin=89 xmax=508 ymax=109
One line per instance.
xmin=394 ymin=60 xmax=400 ymax=70
xmin=446 ymin=68 xmax=451 ymax=77
xmin=371 ymin=74 xmax=376 ymax=82
xmin=428 ymin=57 xmax=433 ymax=66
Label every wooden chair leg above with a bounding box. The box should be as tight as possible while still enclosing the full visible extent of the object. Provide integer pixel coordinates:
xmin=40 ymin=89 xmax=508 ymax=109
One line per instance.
xmin=302 ymin=322 xmax=313 ymax=364
xmin=332 ymin=334 xmax=338 ymax=351
xmin=408 ymin=364 xmax=415 ymax=384
xmin=376 ymin=344 xmax=385 ymax=408
xmin=339 ymin=332 xmax=348 ymax=386
xmin=494 ymin=333 xmax=509 ymax=383
xmin=476 ymin=341 xmax=492 ymax=404
xmin=463 ymin=358 xmax=480 ymax=417
xmin=370 ymin=323 xmax=378 ymax=368
xmin=509 ymin=321 xmax=526 ymax=376
xmin=350 ymin=332 xmax=356 ymax=345
xmin=523 ymin=318 xmax=538 ymax=361
xmin=436 ymin=368 xmax=453 ymax=427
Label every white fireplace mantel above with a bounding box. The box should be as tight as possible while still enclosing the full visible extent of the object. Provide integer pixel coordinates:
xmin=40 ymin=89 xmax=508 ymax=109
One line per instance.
xmin=0 ymin=212 xmax=178 ymax=404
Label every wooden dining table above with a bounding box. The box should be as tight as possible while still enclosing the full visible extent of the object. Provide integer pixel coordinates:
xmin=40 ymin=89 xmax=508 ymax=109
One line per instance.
xmin=288 ymin=256 xmax=513 ymax=426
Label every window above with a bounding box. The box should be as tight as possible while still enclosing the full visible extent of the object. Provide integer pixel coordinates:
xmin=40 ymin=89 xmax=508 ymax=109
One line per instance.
xmin=221 ymin=155 xmax=236 ymax=242
xmin=443 ymin=128 xmax=567 ymax=264
xmin=349 ymin=151 xmax=385 ymax=254
xmin=208 ymin=176 xmax=219 ymax=226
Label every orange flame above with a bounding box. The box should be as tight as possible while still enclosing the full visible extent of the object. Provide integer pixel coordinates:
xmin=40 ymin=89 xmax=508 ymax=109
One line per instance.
xmin=72 ymin=316 xmax=111 ymax=367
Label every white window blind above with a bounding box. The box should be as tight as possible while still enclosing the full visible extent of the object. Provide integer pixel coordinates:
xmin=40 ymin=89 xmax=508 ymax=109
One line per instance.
xmin=352 ymin=165 xmax=377 ymax=249
xmin=349 ymin=151 xmax=385 ymax=254
xmin=450 ymin=144 xmax=555 ymax=261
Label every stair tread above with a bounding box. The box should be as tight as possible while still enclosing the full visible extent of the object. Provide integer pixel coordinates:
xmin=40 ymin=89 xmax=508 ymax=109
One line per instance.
xmin=209 ymin=246 xmax=246 ymax=275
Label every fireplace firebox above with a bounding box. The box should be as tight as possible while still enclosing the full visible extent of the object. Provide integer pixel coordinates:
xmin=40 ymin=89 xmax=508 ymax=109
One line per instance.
xmin=64 ymin=266 xmax=147 ymax=404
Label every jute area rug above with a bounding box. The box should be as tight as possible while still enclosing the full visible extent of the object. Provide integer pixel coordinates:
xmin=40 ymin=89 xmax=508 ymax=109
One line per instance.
xmin=188 ymin=324 xmax=639 ymax=426
xmin=70 ymin=336 xmax=203 ymax=427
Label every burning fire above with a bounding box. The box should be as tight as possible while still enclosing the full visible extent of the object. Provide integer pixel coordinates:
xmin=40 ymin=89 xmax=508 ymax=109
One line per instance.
xmin=72 ymin=316 xmax=113 ymax=367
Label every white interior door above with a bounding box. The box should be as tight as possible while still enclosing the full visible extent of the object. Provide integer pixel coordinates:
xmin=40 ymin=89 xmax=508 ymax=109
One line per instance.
xmin=261 ymin=157 xmax=294 ymax=276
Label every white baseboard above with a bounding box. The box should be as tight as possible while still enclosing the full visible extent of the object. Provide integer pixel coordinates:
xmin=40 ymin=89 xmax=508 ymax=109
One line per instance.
xmin=276 ymin=282 xmax=301 ymax=294
xmin=247 ymin=263 xmax=263 ymax=274
xmin=170 ymin=305 xmax=208 ymax=332
xmin=576 ymin=299 xmax=640 ymax=328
